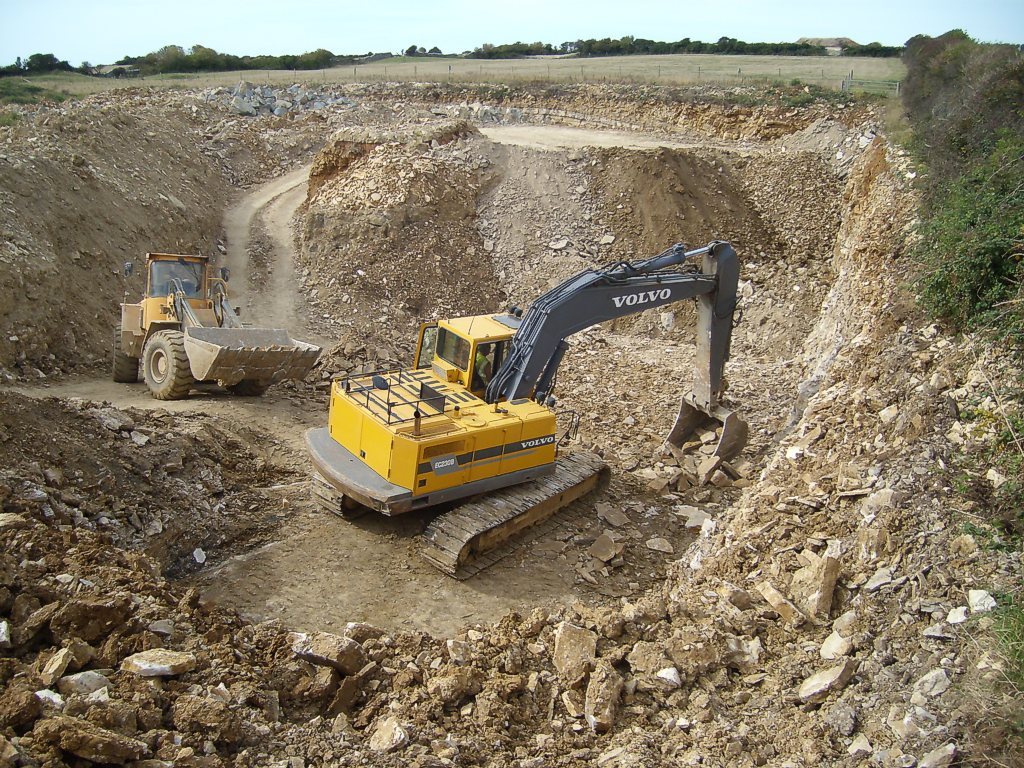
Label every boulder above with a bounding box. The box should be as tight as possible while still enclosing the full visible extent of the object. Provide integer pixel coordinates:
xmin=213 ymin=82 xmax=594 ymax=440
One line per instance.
xmin=291 ymin=631 xmax=367 ymax=675
xmin=34 ymin=716 xmax=148 ymax=764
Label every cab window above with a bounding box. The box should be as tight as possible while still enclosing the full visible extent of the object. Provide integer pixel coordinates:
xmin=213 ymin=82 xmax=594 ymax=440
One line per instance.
xmin=436 ymin=328 xmax=471 ymax=371
xmin=471 ymin=341 xmax=505 ymax=393
xmin=149 ymin=260 xmax=204 ymax=298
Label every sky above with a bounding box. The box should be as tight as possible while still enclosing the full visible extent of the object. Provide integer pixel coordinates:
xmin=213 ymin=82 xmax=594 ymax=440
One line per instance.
xmin=1 ymin=0 xmax=1021 ymax=66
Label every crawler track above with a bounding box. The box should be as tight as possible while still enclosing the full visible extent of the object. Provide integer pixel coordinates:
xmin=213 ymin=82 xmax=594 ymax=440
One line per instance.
xmin=419 ymin=451 xmax=608 ymax=579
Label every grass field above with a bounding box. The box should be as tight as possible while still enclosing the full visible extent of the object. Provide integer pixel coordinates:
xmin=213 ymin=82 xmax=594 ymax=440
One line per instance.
xmin=8 ymin=54 xmax=905 ymax=103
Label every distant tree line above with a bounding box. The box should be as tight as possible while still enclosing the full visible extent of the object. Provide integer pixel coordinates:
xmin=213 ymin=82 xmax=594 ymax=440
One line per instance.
xmin=904 ymin=30 xmax=1023 ymax=343
xmin=0 ymin=53 xmax=76 ymax=77
xmin=115 ymin=45 xmax=360 ymax=74
xmin=470 ymin=36 xmax=905 ymax=59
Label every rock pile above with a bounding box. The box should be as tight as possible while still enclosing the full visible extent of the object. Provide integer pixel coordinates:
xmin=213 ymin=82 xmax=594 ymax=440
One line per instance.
xmin=208 ymin=82 xmax=355 ymax=118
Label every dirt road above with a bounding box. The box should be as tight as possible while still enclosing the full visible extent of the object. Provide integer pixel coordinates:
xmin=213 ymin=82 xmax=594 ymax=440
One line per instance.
xmin=222 ymin=165 xmax=311 ymax=330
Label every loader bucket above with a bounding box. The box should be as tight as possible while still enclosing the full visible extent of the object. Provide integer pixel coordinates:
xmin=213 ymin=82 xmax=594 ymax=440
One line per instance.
xmin=183 ymin=327 xmax=321 ymax=386
xmin=666 ymin=392 xmax=749 ymax=461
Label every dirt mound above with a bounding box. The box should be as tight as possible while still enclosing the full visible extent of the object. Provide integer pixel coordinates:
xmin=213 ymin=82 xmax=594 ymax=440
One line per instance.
xmin=298 ymin=124 xmax=503 ymax=373
xmin=0 ymin=392 xmax=295 ymax=572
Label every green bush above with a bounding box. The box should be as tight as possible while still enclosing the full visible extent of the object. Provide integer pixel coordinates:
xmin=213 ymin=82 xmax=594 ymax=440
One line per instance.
xmin=914 ymin=134 xmax=1024 ymax=342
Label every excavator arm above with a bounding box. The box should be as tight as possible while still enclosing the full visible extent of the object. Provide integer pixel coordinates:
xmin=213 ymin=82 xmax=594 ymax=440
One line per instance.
xmin=485 ymin=241 xmax=746 ymax=458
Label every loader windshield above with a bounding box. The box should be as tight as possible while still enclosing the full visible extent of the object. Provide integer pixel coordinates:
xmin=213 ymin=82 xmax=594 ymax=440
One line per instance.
xmin=149 ymin=260 xmax=204 ymax=298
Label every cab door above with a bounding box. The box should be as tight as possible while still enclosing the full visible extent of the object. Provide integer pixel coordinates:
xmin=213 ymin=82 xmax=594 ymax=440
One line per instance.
xmin=414 ymin=323 xmax=438 ymax=369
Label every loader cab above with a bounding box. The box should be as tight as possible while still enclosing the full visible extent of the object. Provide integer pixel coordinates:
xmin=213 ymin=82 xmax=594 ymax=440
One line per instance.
xmin=147 ymin=255 xmax=207 ymax=299
xmin=415 ymin=316 xmax=512 ymax=398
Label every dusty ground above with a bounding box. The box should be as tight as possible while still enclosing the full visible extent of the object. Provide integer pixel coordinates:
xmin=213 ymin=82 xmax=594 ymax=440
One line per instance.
xmin=0 ymin=83 xmax=1019 ymax=768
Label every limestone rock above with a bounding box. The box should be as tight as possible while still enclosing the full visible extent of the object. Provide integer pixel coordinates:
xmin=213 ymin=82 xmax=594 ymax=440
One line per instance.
xmin=589 ymin=533 xmax=624 ymax=562
xmin=919 ymin=743 xmax=957 ymax=768
xmin=426 ymin=668 xmax=482 ymax=705
xmin=756 ymin=581 xmax=805 ymax=625
xmin=446 ymin=638 xmax=471 ymax=665
xmin=820 ymin=631 xmax=853 ymax=660
xmin=121 ymin=648 xmax=196 ymax=677
xmin=790 ymin=541 xmax=842 ymax=618
xmin=798 ymin=659 xmax=857 ymax=703
xmin=40 ymin=648 xmax=74 ymax=687
xmin=553 ymin=621 xmax=597 ymax=685
xmin=34 ymin=715 xmax=149 ymax=763
xmin=368 ymin=716 xmax=409 ymax=752
xmin=291 ymin=631 xmax=367 ymax=675
xmin=584 ymin=660 xmax=623 ymax=734
xmin=914 ymin=669 xmax=951 ymax=698
xmin=645 ymin=537 xmax=673 ymax=554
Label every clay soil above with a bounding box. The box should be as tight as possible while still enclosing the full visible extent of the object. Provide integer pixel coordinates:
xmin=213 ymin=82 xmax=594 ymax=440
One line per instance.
xmin=0 ymin=83 xmax=1019 ymax=768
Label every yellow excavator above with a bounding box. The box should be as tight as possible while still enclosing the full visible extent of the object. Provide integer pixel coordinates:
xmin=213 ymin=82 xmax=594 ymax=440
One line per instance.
xmin=307 ymin=242 xmax=747 ymax=577
xmin=114 ymin=253 xmax=321 ymax=399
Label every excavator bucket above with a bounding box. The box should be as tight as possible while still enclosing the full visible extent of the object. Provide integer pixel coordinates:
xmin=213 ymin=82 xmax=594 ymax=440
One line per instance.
xmin=183 ymin=327 xmax=321 ymax=386
xmin=666 ymin=392 xmax=749 ymax=461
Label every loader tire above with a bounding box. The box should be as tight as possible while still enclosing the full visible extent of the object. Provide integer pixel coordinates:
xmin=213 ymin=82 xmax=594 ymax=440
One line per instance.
xmin=229 ymin=379 xmax=270 ymax=397
xmin=112 ymin=331 xmax=139 ymax=383
xmin=143 ymin=330 xmax=194 ymax=400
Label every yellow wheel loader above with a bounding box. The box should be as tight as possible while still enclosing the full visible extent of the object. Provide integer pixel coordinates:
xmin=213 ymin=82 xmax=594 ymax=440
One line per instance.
xmin=114 ymin=253 xmax=321 ymax=400
xmin=307 ymin=242 xmax=748 ymax=577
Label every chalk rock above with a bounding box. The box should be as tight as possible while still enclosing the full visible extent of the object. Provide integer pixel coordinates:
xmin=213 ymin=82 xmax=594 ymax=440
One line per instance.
xmin=121 ymin=648 xmax=196 ymax=677
xmin=34 ymin=689 xmax=64 ymax=710
xmin=553 ymin=622 xmax=597 ymax=685
xmin=0 ymin=620 xmax=9 ymax=649
xmin=584 ymin=659 xmax=623 ymax=734
xmin=368 ymin=716 xmax=408 ymax=752
xmin=968 ymin=589 xmax=996 ymax=613
xmin=914 ymin=668 xmax=951 ymax=698
xmin=291 ymin=631 xmax=367 ymax=675
xmin=798 ymin=660 xmax=857 ymax=703
xmin=600 ymin=234 xmax=616 ymax=245
xmin=548 ymin=238 xmax=569 ymax=250
xmin=58 ymin=671 xmax=111 ymax=696
xmin=34 ymin=715 xmax=149 ymax=763
xmin=655 ymin=667 xmax=682 ymax=689
xmin=946 ymin=606 xmax=968 ymax=624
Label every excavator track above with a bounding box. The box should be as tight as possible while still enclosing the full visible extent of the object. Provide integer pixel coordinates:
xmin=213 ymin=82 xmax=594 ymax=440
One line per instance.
xmin=420 ymin=451 xmax=608 ymax=579
xmin=311 ymin=471 xmax=369 ymax=520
